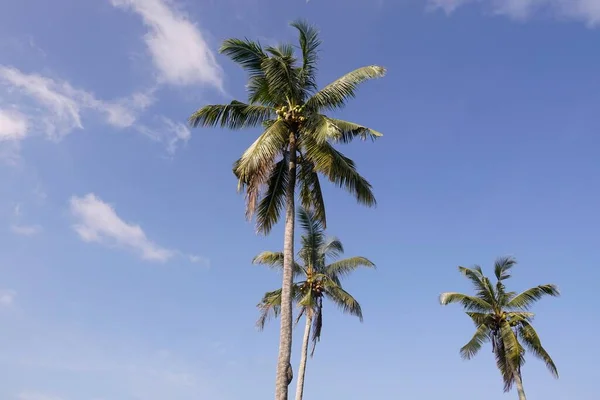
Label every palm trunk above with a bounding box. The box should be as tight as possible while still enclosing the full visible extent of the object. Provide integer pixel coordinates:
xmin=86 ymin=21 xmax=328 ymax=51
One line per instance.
xmin=275 ymin=132 xmax=297 ymax=400
xmin=295 ymin=314 xmax=312 ymax=400
xmin=514 ymin=371 xmax=527 ymax=400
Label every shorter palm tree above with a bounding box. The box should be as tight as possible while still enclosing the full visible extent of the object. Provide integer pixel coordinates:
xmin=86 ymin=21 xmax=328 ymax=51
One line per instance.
xmin=254 ymin=207 xmax=374 ymax=400
xmin=440 ymin=257 xmax=559 ymax=400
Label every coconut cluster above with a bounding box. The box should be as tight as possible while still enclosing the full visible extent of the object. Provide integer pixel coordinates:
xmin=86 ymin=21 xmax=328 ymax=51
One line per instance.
xmin=275 ymin=104 xmax=307 ymax=124
xmin=301 ymin=275 xmax=324 ymax=295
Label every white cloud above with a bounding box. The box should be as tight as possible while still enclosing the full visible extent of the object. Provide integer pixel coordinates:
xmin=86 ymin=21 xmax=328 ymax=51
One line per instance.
xmin=428 ymin=0 xmax=600 ymax=25
xmin=111 ymin=0 xmax=223 ymax=88
xmin=0 ymin=66 xmax=154 ymax=139
xmin=11 ymin=224 xmax=42 ymax=236
xmin=0 ymin=109 xmax=28 ymax=141
xmin=69 ymin=193 xmax=174 ymax=262
xmin=0 ymin=289 xmax=16 ymax=306
xmin=18 ymin=392 xmax=63 ymax=400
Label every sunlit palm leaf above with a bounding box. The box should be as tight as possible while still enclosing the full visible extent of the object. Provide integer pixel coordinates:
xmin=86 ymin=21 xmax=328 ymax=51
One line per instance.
xmin=460 ymin=324 xmax=490 ymax=360
xmin=326 ymin=257 xmax=375 ymax=279
xmin=518 ymin=321 xmax=559 ymax=378
xmin=326 ymin=118 xmax=383 ymax=143
xmin=306 ymin=65 xmax=386 ymax=112
xmin=439 ymin=292 xmax=493 ymax=312
xmin=507 ymin=284 xmax=560 ymax=310
xmin=298 ymin=159 xmax=326 ymax=227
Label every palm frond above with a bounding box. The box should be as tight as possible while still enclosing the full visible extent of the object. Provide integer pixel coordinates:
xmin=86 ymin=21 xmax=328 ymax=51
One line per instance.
xmin=318 ymin=237 xmax=344 ymax=261
xmin=466 ymin=312 xmax=493 ymax=326
xmin=460 ymin=324 xmax=490 ymax=360
xmin=298 ymin=159 xmax=326 ymax=227
xmin=297 ymin=207 xmax=325 ymax=268
xmin=494 ymin=337 xmax=517 ymax=392
xmin=507 ymin=284 xmax=560 ymax=310
xmin=220 ymin=38 xmax=267 ymax=77
xmin=518 ymin=321 xmax=559 ymax=378
xmin=439 ymin=292 xmax=493 ymax=312
xmin=256 ymin=289 xmax=283 ymax=330
xmin=189 ymin=101 xmax=274 ymax=129
xmin=324 ymin=117 xmax=383 ymax=143
xmin=261 ymin=51 xmax=303 ymax=104
xmin=494 ymin=256 xmax=517 ymax=282
xmin=305 ymin=140 xmax=376 ymax=207
xmin=256 ymin=155 xmax=289 ymax=234
xmin=322 ymin=278 xmax=363 ymax=321
xmin=458 ymin=266 xmax=497 ymax=305
xmin=325 ymin=256 xmax=375 ymax=279
xmin=305 ymin=65 xmax=386 ymax=112
xmin=310 ymin=297 xmax=323 ymax=357
xmin=291 ymin=19 xmax=321 ymax=93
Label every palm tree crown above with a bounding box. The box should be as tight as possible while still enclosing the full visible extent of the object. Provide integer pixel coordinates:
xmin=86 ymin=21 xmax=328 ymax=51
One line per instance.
xmin=254 ymin=207 xmax=374 ymax=354
xmin=440 ymin=257 xmax=559 ymax=393
xmin=189 ymin=20 xmax=385 ymax=233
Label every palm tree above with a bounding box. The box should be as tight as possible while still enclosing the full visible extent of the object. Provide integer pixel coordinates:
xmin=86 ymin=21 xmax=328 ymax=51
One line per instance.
xmin=440 ymin=257 xmax=559 ymax=400
xmin=254 ymin=207 xmax=374 ymax=400
xmin=189 ymin=20 xmax=384 ymax=399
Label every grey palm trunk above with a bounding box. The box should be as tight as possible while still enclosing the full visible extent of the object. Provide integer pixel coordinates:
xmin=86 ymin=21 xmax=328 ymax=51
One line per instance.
xmin=275 ymin=134 xmax=298 ymax=400
xmin=295 ymin=314 xmax=312 ymax=400
xmin=514 ymin=371 xmax=527 ymax=400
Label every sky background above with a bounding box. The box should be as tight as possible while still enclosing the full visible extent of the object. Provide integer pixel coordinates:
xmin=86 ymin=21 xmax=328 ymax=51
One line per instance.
xmin=1 ymin=0 xmax=599 ymax=399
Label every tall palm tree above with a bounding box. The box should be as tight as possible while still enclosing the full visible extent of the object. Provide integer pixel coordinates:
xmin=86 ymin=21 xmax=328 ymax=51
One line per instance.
xmin=440 ymin=257 xmax=559 ymax=400
xmin=254 ymin=207 xmax=374 ymax=400
xmin=189 ymin=20 xmax=384 ymax=399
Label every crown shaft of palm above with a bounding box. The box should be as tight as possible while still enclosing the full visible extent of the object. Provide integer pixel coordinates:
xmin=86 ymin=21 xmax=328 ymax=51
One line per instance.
xmin=440 ymin=257 xmax=559 ymax=398
xmin=190 ymin=20 xmax=384 ymax=400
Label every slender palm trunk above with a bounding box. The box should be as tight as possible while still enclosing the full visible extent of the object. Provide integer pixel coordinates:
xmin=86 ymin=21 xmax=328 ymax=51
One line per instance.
xmin=514 ymin=371 xmax=527 ymax=400
xmin=295 ymin=313 xmax=312 ymax=400
xmin=275 ymin=133 xmax=297 ymax=400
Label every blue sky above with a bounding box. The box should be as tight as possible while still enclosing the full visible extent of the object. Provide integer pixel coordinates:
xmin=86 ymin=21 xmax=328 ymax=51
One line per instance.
xmin=1 ymin=0 xmax=599 ymax=399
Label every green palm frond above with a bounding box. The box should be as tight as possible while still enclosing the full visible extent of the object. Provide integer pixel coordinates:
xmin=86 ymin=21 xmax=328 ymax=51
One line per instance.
xmin=507 ymin=284 xmax=560 ymax=310
xmin=261 ymin=51 xmax=303 ymax=104
xmin=466 ymin=312 xmax=493 ymax=326
xmin=494 ymin=338 xmax=517 ymax=392
xmin=494 ymin=256 xmax=517 ymax=282
xmin=252 ymin=251 xmax=305 ymax=277
xmin=319 ymin=237 xmax=344 ymax=261
xmin=518 ymin=321 xmax=559 ymax=378
xmin=460 ymin=324 xmax=490 ymax=360
xmin=459 ymin=266 xmax=497 ymax=305
xmin=256 ymin=155 xmax=289 ymax=234
xmin=290 ymin=20 xmax=321 ymax=92
xmin=322 ymin=278 xmax=363 ymax=320
xmin=305 ymin=65 xmax=386 ymax=112
xmin=305 ymin=141 xmax=376 ymax=207
xmin=310 ymin=297 xmax=323 ymax=357
xmin=256 ymin=285 xmax=303 ymax=330
xmin=439 ymin=292 xmax=493 ymax=312
xmin=325 ymin=117 xmax=383 ymax=143
xmin=297 ymin=207 xmax=325 ymax=268
xmin=189 ymin=101 xmax=274 ymax=129
xmin=298 ymin=159 xmax=326 ymax=226
xmin=220 ymin=38 xmax=267 ymax=77
xmin=325 ymin=256 xmax=375 ymax=279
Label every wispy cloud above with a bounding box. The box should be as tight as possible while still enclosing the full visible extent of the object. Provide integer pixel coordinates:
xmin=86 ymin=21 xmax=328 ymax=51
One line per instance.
xmin=110 ymin=0 xmax=223 ymax=89
xmin=11 ymin=224 xmax=43 ymax=236
xmin=69 ymin=193 xmax=174 ymax=262
xmin=18 ymin=392 xmax=63 ymax=400
xmin=0 ymin=109 xmax=28 ymax=141
xmin=0 ymin=66 xmax=153 ymax=140
xmin=428 ymin=0 xmax=600 ymax=25
xmin=0 ymin=289 xmax=16 ymax=306
xmin=136 ymin=117 xmax=192 ymax=156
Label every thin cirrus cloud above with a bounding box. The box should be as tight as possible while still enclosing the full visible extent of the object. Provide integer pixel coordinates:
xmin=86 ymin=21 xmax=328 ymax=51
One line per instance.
xmin=0 ymin=109 xmax=28 ymax=142
xmin=110 ymin=0 xmax=224 ymax=90
xmin=0 ymin=65 xmax=153 ymax=140
xmin=18 ymin=392 xmax=63 ymax=400
xmin=0 ymin=289 xmax=16 ymax=306
xmin=428 ymin=0 xmax=600 ymax=25
xmin=10 ymin=224 xmax=43 ymax=236
xmin=69 ymin=193 xmax=206 ymax=265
